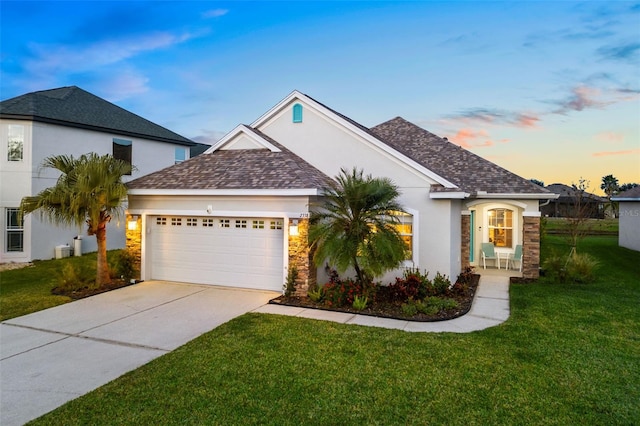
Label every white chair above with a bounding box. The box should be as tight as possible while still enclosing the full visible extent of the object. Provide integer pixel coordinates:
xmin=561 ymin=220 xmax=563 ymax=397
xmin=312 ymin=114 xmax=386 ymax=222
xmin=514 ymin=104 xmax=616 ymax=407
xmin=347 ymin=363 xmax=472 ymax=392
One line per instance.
xmin=509 ymin=245 xmax=523 ymax=272
xmin=481 ymin=242 xmax=499 ymax=269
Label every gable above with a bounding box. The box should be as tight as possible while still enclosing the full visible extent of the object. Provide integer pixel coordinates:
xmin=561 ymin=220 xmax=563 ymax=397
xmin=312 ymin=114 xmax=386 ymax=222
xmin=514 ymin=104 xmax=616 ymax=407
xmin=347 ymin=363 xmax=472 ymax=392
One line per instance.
xmin=208 ymin=124 xmax=280 ymax=152
xmin=251 ymin=91 xmax=454 ymax=190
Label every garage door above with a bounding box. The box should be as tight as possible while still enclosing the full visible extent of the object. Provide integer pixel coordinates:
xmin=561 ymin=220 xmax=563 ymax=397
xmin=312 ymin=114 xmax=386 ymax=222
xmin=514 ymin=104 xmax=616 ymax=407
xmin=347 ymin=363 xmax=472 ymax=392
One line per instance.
xmin=149 ymin=216 xmax=284 ymax=291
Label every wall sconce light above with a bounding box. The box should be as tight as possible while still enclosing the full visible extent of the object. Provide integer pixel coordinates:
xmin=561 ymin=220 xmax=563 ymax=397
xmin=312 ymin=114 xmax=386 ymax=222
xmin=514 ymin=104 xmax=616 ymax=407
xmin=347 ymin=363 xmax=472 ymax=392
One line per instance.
xmin=128 ymin=215 xmax=139 ymax=231
xmin=206 ymin=205 xmax=213 ymax=214
xmin=289 ymin=219 xmax=299 ymax=236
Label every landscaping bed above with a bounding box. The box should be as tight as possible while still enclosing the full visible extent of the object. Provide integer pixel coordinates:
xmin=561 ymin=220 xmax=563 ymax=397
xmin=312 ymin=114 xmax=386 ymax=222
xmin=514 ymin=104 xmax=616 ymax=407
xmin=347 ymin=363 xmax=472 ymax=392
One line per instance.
xmin=270 ymin=269 xmax=479 ymax=322
xmin=51 ymin=278 xmax=138 ymax=300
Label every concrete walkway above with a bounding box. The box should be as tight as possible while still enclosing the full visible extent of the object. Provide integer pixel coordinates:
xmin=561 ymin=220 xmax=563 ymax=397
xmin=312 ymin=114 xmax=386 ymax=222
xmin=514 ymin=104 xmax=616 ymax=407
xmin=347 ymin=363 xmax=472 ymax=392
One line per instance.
xmin=1 ymin=271 xmax=510 ymax=425
xmin=255 ymin=271 xmax=511 ymax=332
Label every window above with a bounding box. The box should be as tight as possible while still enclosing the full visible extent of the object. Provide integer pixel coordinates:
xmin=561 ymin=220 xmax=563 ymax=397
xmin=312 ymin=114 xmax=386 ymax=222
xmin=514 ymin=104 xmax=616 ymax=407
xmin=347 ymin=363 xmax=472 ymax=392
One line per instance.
xmin=112 ymin=138 xmax=132 ymax=174
xmin=488 ymin=208 xmax=513 ymax=247
xmin=235 ymin=219 xmax=247 ymax=228
xmin=5 ymin=208 xmax=23 ymax=252
xmin=7 ymin=125 xmax=24 ymax=161
xmin=203 ymin=218 xmax=215 ymax=227
xmin=252 ymin=220 xmax=265 ymax=229
xmin=171 ymin=217 xmax=182 ymax=226
xmin=219 ymin=219 xmax=230 ymax=228
xmin=392 ymin=212 xmax=413 ymax=260
xmin=270 ymin=220 xmax=283 ymax=230
xmin=292 ymin=103 xmax=303 ymax=123
xmin=186 ymin=218 xmax=198 ymax=226
xmin=175 ymin=147 xmax=188 ymax=164
xmin=156 ymin=217 xmax=167 ymax=225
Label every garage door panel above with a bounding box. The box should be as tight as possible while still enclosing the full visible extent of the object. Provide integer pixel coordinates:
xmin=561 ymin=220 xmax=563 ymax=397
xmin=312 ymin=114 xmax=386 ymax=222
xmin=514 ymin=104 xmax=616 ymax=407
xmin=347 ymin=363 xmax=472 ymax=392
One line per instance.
xmin=149 ymin=216 xmax=284 ymax=291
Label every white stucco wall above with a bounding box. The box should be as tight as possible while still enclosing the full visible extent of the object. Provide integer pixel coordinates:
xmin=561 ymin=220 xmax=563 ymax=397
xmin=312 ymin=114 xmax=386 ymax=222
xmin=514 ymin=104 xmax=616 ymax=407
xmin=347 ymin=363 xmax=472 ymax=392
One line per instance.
xmin=618 ymin=201 xmax=640 ymax=252
xmin=255 ymin=98 xmax=463 ymax=281
xmin=1 ymin=119 xmax=190 ymax=262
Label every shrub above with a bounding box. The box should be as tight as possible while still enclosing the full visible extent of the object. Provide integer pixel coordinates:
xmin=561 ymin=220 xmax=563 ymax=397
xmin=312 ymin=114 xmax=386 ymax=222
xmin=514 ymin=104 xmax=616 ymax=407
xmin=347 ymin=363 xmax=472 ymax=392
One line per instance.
xmin=456 ymin=266 xmax=475 ymax=286
xmin=431 ymin=272 xmax=451 ymax=296
xmin=308 ymin=286 xmax=323 ymax=302
xmin=352 ymin=295 xmax=368 ymax=310
xmin=543 ymin=252 xmax=599 ymax=284
xmin=56 ymin=263 xmax=96 ymax=293
xmin=401 ymin=299 xmax=418 ymax=316
xmin=323 ymin=277 xmax=367 ymax=308
xmin=423 ymin=296 xmax=459 ymax=312
xmin=415 ymin=299 xmax=438 ymax=316
xmin=283 ymin=265 xmax=298 ymax=297
xmin=110 ymin=249 xmax=139 ymax=283
xmin=566 ymin=253 xmax=599 ymax=283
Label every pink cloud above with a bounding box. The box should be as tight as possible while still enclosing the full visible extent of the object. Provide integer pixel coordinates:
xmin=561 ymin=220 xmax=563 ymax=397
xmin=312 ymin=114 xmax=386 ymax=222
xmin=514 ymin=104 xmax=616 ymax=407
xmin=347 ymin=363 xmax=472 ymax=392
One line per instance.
xmin=592 ymin=148 xmax=640 ymax=157
xmin=448 ymin=128 xmax=494 ymax=148
xmin=595 ymin=132 xmax=625 ymax=143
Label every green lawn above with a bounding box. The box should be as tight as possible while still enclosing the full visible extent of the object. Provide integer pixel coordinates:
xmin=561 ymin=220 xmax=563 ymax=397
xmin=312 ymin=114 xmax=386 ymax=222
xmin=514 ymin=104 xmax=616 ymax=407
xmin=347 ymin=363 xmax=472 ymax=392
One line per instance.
xmin=0 ymin=251 xmax=120 ymax=321
xmin=545 ymin=217 xmax=618 ymax=234
xmin=30 ymin=236 xmax=639 ymax=425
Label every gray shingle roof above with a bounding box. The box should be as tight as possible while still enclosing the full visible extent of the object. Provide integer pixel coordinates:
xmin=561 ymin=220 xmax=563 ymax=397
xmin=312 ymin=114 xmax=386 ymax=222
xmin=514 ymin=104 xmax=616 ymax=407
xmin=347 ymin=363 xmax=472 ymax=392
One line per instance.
xmin=370 ymin=117 xmax=551 ymax=196
xmin=0 ymin=86 xmax=194 ymax=146
xmin=545 ymin=183 xmax=607 ymax=202
xmin=127 ymin=128 xmax=332 ymax=190
xmin=611 ymin=185 xmax=640 ymax=200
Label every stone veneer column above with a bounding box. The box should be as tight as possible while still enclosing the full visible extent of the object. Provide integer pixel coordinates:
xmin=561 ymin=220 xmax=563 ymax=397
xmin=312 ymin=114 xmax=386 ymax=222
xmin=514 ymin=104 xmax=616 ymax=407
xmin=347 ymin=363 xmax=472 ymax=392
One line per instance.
xmin=288 ymin=218 xmax=315 ymax=296
xmin=461 ymin=214 xmax=471 ymax=271
xmin=125 ymin=214 xmax=142 ymax=280
xmin=522 ymin=215 xmax=541 ymax=279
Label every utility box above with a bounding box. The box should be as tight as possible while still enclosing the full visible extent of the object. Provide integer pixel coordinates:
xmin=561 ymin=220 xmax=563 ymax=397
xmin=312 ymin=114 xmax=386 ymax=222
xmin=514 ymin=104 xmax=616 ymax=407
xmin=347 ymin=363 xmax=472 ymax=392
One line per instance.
xmin=55 ymin=245 xmax=71 ymax=259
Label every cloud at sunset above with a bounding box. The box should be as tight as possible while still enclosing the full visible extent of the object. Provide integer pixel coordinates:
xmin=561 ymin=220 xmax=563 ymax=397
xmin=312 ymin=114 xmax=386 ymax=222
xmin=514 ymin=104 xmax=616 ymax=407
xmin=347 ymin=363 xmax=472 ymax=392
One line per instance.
xmin=444 ymin=108 xmax=541 ymax=129
xmin=592 ymin=148 xmax=640 ymax=157
xmin=594 ymin=132 xmax=625 ymax=144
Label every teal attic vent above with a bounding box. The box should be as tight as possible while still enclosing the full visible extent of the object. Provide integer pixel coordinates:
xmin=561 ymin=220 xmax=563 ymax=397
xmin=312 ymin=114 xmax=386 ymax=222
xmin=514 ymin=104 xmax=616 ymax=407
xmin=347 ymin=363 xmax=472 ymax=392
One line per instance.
xmin=292 ymin=103 xmax=303 ymax=123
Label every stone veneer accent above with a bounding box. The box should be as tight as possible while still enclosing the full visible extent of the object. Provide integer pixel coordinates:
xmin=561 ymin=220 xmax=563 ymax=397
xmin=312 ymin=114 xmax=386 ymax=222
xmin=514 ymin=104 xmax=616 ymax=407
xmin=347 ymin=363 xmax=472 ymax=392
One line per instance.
xmin=125 ymin=214 xmax=142 ymax=280
xmin=288 ymin=218 xmax=315 ymax=296
xmin=461 ymin=214 xmax=471 ymax=271
xmin=522 ymin=216 xmax=541 ymax=279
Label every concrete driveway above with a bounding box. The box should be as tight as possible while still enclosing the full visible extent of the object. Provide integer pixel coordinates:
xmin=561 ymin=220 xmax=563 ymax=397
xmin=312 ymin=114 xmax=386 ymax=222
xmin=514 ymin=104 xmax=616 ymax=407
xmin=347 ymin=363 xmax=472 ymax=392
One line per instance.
xmin=0 ymin=281 xmax=278 ymax=426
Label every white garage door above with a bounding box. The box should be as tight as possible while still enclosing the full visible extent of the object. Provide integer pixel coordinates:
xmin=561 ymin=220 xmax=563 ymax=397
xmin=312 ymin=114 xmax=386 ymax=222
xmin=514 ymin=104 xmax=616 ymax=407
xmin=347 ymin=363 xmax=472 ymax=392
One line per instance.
xmin=149 ymin=216 xmax=284 ymax=291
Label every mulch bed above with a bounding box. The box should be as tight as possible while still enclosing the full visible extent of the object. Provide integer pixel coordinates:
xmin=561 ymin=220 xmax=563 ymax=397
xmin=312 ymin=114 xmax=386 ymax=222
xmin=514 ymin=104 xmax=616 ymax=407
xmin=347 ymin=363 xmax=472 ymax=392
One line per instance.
xmin=52 ymin=279 xmax=138 ymax=300
xmin=269 ymin=274 xmax=480 ymax=322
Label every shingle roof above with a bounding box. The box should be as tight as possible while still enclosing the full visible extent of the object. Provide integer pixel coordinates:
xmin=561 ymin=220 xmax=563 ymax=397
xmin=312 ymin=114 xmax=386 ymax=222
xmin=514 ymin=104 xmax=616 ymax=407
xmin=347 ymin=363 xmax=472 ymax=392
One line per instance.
xmin=545 ymin=183 xmax=607 ymax=202
xmin=369 ymin=117 xmax=551 ymax=196
xmin=0 ymin=86 xmax=194 ymax=146
xmin=127 ymin=128 xmax=332 ymax=190
xmin=611 ymin=185 xmax=640 ymax=200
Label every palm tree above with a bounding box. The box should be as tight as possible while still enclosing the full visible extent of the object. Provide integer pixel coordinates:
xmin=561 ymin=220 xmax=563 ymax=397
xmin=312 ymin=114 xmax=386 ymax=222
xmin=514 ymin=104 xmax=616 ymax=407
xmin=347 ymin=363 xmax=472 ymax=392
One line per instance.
xmin=600 ymin=174 xmax=619 ymax=218
xmin=309 ymin=167 xmax=407 ymax=284
xmin=600 ymin=174 xmax=619 ymax=198
xmin=21 ymin=153 xmax=132 ymax=286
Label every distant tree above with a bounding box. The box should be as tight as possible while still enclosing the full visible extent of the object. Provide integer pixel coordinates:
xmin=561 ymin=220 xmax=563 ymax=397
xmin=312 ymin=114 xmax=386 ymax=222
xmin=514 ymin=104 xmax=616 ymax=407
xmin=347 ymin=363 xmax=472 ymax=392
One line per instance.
xmin=600 ymin=175 xmax=620 ymax=218
xmin=309 ymin=167 xmax=407 ymax=285
xmin=566 ymin=177 xmax=593 ymax=255
xmin=530 ymin=178 xmax=545 ymax=187
xmin=600 ymin=174 xmax=619 ymax=197
xmin=21 ymin=154 xmax=133 ymax=286
xmin=618 ymin=182 xmax=639 ymax=193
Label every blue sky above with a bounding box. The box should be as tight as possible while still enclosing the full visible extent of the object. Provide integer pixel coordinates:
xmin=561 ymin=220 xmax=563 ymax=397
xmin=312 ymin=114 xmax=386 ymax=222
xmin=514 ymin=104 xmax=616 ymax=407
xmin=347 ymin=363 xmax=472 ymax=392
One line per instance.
xmin=1 ymin=1 xmax=639 ymax=193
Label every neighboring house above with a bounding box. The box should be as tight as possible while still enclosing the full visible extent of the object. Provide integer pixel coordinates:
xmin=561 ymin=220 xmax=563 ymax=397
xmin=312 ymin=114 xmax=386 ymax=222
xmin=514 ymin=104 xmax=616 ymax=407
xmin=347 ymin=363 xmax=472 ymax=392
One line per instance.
xmin=611 ymin=186 xmax=640 ymax=252
xmin=1 ymin=86 xmax=198 ymax=263
xmin=541 ymin=183 xmax=608 ymax=219
xmin=126 ymin=91 xmax=556 ymax=293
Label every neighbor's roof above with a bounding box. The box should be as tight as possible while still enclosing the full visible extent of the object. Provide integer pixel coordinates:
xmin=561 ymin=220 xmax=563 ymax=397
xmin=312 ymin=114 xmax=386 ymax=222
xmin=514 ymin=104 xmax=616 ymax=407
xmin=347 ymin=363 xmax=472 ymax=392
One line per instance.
xmin=611 ymin=185 xmax=640 ymax=201
xmin=0 ymin=86 xmax=194 ymax=146
xmin=545 ymin=183 xmax=607 ymax=202
xmin=127 ymin=129 xmax=331 ymax=191
xmin=370 ymin=117 xmax=551 ymax=196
